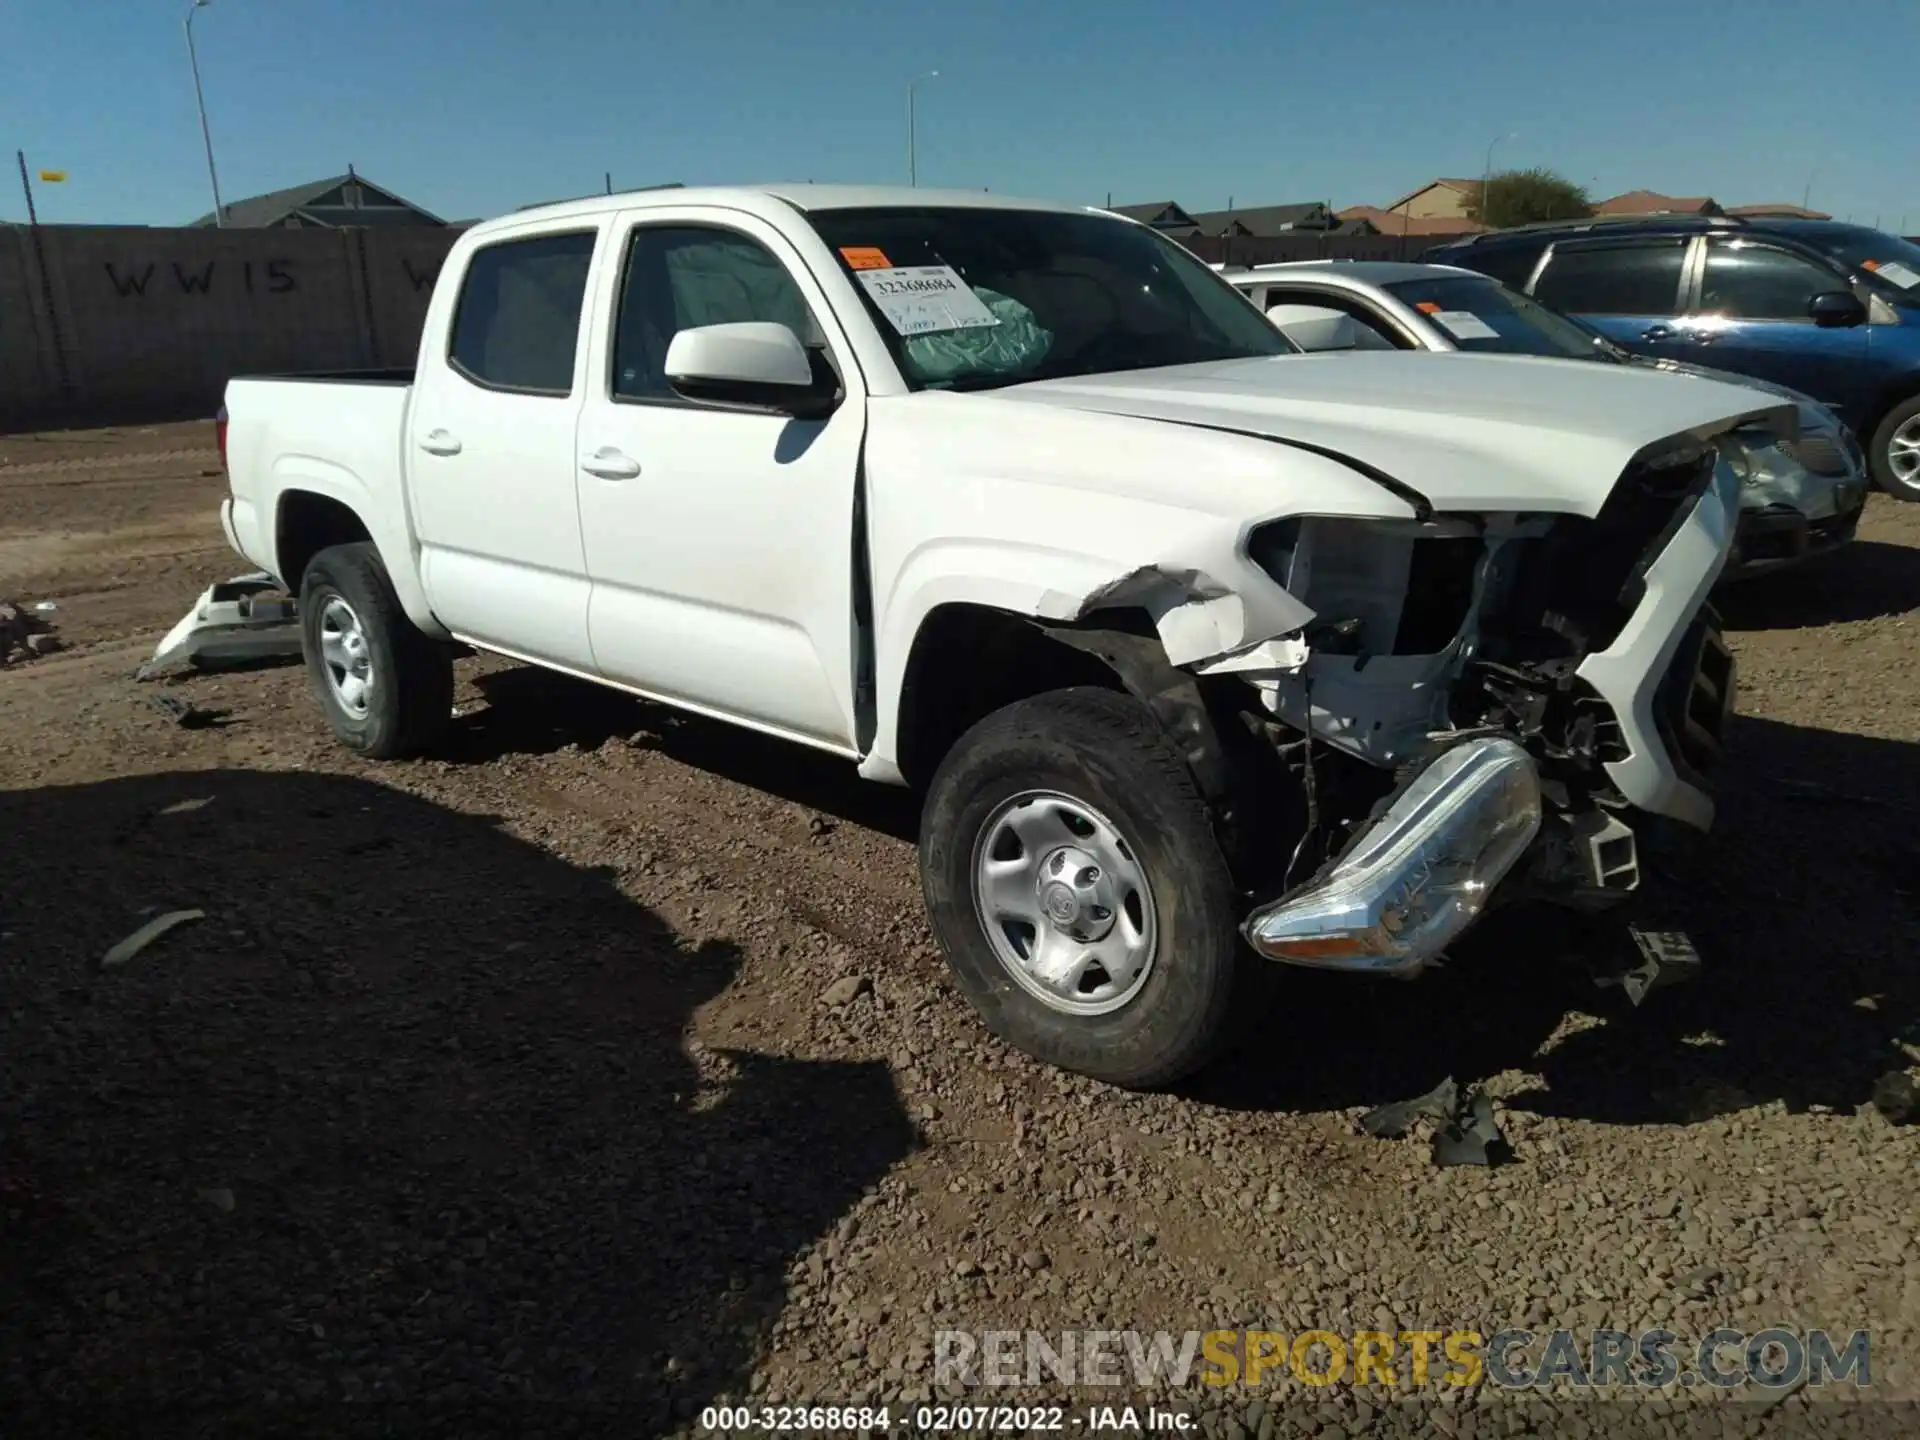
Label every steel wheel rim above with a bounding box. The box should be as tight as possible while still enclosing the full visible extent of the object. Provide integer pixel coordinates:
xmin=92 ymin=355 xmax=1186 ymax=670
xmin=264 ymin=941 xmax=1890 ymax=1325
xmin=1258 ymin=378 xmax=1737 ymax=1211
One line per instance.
xmin=970 ymin=789 xmax=1159 ymax=1016
xmin=317 ymin=595 xmax=374 ymax=718
xmin=1889 ymin=414 xmax=1920 ymax=484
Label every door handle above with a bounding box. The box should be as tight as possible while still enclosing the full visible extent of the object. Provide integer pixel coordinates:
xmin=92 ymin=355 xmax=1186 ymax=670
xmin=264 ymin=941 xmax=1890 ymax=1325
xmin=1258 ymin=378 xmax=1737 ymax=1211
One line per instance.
xmin=419 ymin=429 xmax=463 ymax=457
xmin=580 ymin=446 xmax=642 ymax=480
xmin=1640 ymin=324 xmax=1676 ymax=341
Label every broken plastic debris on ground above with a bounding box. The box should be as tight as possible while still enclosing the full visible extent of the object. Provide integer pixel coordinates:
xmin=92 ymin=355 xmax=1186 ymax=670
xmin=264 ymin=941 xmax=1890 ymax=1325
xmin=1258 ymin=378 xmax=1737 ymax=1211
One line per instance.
xmin=1359 ymin=1075 xmax=1509 ymax=1167
xmin=0 ymin=598 xmax=62 ymax=665
xmin=136 ymin=572 xmax=301 ymax=680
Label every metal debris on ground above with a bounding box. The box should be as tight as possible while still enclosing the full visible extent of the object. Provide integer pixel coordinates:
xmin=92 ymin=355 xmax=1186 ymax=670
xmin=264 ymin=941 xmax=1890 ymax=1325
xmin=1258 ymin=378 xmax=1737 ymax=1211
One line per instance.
xmin=100 ymin=909 xmax=207 ymax=969
xmin=1597 ymin=926 xmax=1704 ymax=1006
xmin=1360 ymin=1076 xmax=1509 ymax=1167
xmin=1870 ymin=1071 xmax=1916 ymax=1125
xmin=147 ymin=694 xmax=226 ymax=729
xmin=1 ymin=599 xmax=59 ymax=665
xmin=137 ymin=572 xmax=301 ymax=680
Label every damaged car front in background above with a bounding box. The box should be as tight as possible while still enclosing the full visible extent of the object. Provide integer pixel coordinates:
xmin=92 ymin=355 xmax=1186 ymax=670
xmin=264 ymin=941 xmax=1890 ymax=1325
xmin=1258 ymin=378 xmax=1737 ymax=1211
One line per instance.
xmin=1145 ymin=435 xmax=1755 ymax=977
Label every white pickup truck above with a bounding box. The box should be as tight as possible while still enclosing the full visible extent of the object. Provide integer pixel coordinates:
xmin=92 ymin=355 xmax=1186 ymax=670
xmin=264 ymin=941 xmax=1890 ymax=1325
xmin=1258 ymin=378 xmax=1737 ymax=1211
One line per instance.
xmin=219 ymin=184 xmax=1785 ymax=1088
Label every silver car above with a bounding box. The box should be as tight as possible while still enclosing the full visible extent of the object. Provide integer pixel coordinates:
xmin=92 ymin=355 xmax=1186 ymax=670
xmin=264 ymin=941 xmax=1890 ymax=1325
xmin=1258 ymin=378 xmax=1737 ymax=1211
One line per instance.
xmin=1222 ymin=260 xmax=1868 ymax=581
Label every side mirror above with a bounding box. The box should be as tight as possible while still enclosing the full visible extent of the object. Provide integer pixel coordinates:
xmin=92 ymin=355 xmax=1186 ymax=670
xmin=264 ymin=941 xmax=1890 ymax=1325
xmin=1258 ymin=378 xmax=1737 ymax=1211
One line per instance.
xmin=664 ymin=322 xmax=838 ymax=416
xmin=1265 ymin=303 xmax=1360 ymax=352
xmin=1808 ymin=291 xmax=1866 ymax=328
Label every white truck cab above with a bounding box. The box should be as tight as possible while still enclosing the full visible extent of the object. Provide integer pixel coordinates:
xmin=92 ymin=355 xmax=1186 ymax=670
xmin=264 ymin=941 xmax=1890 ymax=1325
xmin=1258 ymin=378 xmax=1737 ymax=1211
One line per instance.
xmin=219 ymin=185 xmax=1786 ymax=1087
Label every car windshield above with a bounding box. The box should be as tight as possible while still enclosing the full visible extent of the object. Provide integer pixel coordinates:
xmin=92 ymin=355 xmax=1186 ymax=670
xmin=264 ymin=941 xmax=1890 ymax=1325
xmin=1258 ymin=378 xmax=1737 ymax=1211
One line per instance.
xmin=1796 ymin=224 xmax=1920 ymax=293
xmin=805 ymin=206 xmax=1294 ymax=391
xmin=1379 ymin=274 xmax=1612 ymax=360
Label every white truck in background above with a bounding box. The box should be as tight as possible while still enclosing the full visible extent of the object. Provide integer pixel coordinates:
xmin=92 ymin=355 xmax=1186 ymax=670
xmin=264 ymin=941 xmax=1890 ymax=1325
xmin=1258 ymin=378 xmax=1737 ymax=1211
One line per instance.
xmin=217 ymin=185 xmax=1783 ymax=1088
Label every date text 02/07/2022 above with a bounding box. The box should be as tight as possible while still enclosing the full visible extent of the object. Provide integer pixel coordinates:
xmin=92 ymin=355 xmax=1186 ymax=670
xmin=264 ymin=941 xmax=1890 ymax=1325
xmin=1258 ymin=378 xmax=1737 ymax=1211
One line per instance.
xmin=697 ymin=1402 xmax=1196 ymax=1433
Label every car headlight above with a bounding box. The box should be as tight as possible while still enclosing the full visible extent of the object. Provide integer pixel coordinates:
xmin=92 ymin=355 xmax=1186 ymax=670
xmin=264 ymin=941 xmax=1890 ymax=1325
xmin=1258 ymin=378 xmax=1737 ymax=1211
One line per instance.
xmin=1242 ymin=737 xmax=1543 ymax=972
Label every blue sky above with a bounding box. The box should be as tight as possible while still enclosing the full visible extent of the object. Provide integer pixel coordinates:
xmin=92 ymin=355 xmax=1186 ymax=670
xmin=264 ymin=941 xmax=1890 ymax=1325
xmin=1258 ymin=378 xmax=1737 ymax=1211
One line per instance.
xmin=3 ymin=0 xmax=1917 ymax=229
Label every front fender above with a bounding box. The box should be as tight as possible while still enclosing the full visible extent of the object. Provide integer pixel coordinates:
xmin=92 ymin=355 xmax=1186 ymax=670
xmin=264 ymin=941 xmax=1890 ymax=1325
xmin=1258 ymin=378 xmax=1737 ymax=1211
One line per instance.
xmin=862 ymin=536 xmax=1315 ymax=781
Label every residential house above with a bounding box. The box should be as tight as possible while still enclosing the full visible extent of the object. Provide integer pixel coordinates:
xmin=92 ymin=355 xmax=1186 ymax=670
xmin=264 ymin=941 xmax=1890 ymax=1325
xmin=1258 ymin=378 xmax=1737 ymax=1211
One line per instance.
xmin=1107 ymin=201 xmax=1201 ymax=236
xmin=1593 ymin=190 xmax=1721 ymax=217
xmin=1380 ymin=178 xmax=1483 ymax=223
xmin=188 ymin=169 xmax=446 ymax=228
xmin=1725 ymin=203 xmax=1833 ymax=220
xmin=1186 ymin=202 xmax=1340 ymax=237
xmin=1335 ymin=205 xmax=1483 ymax=237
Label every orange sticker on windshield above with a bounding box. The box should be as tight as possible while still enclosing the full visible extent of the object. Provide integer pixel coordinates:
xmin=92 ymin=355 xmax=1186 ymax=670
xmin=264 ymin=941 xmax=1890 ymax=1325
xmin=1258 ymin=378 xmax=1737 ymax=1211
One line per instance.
xmin=1863 ymin=259 xmax=1881 ymax=270
xmin=1416 ymin=300 xmax=1443 ymax=313
xmin=840 ymin=246 xmax=893 ymax=270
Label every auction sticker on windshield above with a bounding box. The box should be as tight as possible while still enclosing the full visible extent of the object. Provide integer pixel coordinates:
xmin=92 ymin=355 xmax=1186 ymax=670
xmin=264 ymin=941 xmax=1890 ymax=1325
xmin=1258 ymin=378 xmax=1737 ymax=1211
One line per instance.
xmin=1430 ymin=309 xmax=1500 ymax=342
xmin=855 ymin=265 xmax=1000 ymax=336
xmin=1864 ymin=258 xmax=1920 ymax=289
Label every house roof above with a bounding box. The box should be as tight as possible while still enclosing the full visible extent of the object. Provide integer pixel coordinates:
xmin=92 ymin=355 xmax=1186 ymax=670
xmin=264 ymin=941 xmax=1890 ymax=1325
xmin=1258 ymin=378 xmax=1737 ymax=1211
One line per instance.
xmin=1381 ymin=177 xmax=1482 ymax=212
xmin=1109 ymin=201 xmax=1194 ymax=223
xmin=1595 ymin=189 xmax=1719 ymax=216
xmin=1727 ymin=203 xmax=1833 ymax=220
xmin=1188 ymin=202 xmax=1334 ymax=236
xmin=1336 ymin=206 xmax=1485 ymax=236
xmin=188 ymin=172 xmax=446 ymax=227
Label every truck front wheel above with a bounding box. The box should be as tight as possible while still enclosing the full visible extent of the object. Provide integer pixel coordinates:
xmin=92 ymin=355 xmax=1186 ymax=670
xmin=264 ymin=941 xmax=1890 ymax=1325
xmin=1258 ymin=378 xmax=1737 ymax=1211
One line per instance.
xmin=919 ymin=687 xmax=1251 ymax=1089
xmin=298 ymin=542 xmax=452 ymax=759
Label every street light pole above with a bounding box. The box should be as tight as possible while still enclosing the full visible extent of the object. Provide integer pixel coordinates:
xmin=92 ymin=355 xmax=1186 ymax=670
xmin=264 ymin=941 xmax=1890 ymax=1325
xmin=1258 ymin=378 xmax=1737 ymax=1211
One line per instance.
xmin=185 ymin=0 xmax=226 ymax=226
xmin=907 ymin=70 xmax=939 ymax=186
xmin=1481 ymin=131 xmax=1516 ymax=224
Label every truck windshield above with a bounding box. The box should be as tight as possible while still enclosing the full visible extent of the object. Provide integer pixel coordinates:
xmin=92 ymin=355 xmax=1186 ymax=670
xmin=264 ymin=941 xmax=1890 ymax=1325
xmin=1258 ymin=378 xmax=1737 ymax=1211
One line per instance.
xmin=1796 ymin=224 xmax=1920 ymax=293
xmin=1379 ymin=275 xmax=1611 ymax=360
xmin=805 ymin=206 xmax=1294 ymax=390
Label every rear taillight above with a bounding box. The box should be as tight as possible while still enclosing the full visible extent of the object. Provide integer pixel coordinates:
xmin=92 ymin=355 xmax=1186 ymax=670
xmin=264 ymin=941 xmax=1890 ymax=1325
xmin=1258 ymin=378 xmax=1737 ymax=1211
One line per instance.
xmin=215 ymin=406 xmax=229 ymax=471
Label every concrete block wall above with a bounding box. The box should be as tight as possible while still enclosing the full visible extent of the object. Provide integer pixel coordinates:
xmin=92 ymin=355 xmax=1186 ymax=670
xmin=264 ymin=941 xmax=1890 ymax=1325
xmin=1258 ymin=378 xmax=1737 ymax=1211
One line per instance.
xmin=0 ymin=224 xmax=462 ymax=433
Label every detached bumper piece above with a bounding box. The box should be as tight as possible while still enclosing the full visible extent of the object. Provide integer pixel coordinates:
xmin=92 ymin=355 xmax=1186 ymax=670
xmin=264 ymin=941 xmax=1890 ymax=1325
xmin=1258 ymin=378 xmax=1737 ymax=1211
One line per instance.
xmin=136 ymin=572 xmax=301 ymax=680
xmin=1242 ymin=737 xmax=1543 ymax=976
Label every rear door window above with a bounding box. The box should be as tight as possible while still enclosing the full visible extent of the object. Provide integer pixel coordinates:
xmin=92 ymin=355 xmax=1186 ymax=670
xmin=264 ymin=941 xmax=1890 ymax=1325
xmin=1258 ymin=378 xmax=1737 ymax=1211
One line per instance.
xmin=1465 ymin=242 xmax=1548 ymax=290
xmin=448 ymin=231 xmax=598 ymax=395
xmin=1698 ymin=240 xmax=1843 ymax=319
xmin=1531 ymin=241 xmax=1688 ymax=316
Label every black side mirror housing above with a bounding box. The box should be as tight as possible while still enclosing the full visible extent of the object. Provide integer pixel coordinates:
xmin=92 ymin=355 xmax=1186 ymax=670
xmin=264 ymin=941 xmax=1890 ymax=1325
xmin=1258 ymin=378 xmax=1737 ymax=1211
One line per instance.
xmin=1808 ymin=290 xmax=1867 ymax=328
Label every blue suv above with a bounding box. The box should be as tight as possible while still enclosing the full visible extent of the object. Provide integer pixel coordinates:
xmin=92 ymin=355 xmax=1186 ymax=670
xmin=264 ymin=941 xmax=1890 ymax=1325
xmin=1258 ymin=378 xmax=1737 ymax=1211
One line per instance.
xmin=1425 ymin=216 xmax=1920 ymax=501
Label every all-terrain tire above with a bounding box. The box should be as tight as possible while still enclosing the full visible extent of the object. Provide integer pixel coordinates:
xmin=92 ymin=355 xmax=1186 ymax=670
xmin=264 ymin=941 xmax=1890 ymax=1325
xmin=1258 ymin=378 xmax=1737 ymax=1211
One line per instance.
xmin=298 ymin=542 xmax=452 ymax=760
xmin=919 ymin=687 xmax=1256 ymax=1090
xmin=1867 ymin=393 xmax=1920 ymax=502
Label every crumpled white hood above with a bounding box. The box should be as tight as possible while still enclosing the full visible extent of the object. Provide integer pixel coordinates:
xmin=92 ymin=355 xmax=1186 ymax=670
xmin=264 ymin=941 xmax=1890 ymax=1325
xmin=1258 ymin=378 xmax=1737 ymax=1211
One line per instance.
xmin=997 ymin=351 xmax=1794 ymax=516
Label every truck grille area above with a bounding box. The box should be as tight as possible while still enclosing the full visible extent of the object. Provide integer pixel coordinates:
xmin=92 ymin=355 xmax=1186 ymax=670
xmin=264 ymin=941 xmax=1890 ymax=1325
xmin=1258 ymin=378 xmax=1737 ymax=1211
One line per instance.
xmin=1491 ymin=449 xmax=1716 ymax=662
xmin=1654 ymin=612 xmax=1735 ymax=788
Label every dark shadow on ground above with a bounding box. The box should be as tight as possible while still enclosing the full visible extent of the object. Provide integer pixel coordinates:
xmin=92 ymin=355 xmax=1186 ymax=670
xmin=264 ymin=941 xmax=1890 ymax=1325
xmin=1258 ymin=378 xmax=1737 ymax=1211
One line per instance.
xmin=450 ymin=665 xmax=920 ymax=842
xmin=1716 ymin=539 xmax=1920 ymax=631
xmin=0 ymin=770 xmax=915 ymax=1437
xmin=1189 ymin=712 xmax=1920 ymax=1127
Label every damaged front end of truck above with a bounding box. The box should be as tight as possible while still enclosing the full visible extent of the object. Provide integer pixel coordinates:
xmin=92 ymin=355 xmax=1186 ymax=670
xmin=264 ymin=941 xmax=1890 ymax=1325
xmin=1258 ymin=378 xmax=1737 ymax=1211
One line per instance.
xmin=1069 ymin=436 xmax=1747 ymax=979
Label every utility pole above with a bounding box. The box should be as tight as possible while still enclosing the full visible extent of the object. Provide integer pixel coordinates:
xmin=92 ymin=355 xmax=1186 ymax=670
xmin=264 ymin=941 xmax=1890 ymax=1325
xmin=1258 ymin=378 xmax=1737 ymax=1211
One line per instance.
xmin=907 ymin=71 xmax=939 ymax=185
xmin=16 ymin=150 xmax=39 ymax=226
xmin=185 ymin=0 xmax=226 ymax=225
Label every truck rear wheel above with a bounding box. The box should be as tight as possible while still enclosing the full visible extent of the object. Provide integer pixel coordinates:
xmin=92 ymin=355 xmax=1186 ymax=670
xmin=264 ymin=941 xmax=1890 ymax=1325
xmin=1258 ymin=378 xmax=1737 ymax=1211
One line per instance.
xmin=919 ymin=687 xmax=1251 ymax=1089
xmin=298 ymin=542 xmax=452 ymax=759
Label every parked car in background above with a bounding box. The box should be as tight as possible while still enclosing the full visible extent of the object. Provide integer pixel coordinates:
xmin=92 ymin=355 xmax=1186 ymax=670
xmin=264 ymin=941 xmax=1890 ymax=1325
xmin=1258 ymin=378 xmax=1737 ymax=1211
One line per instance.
xmin=216 ymin=185 xmax=1785 ymax=1088
xmin=1220 ymin=259 xmax=1867 ymax=579
xmin=1422 ymin=215 xmax=1920 ymax=502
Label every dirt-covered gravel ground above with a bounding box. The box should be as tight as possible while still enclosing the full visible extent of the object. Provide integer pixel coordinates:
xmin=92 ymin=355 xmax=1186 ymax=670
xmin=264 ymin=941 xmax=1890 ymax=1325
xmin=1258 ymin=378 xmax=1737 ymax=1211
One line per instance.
xmin=2 ymin=422 xmax=1917 ymax=1438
